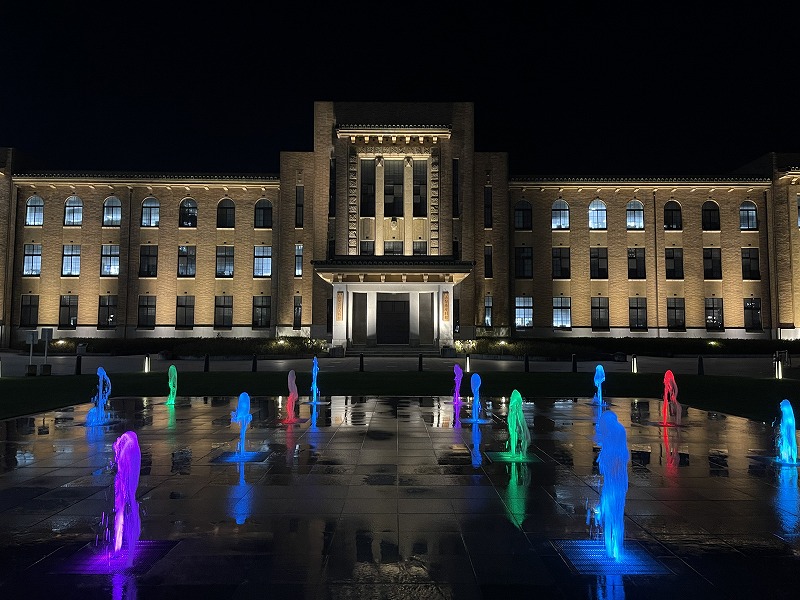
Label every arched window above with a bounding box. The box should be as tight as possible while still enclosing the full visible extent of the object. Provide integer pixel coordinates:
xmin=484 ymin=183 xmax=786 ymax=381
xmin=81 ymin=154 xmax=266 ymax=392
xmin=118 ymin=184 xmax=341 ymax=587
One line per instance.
xmin=179 ymin=198 xmax=198 ymax=228
xmin=664 ymin=200 xmax=682 ymax=230
xmin=255 ymin=198 xmax=273 ymax=229
xmin=141 ymin=196 xmax=160 ymax=227
xmin=551 ymin=199 xmax=569 ymax=230
xmin=514 ymin=200 xmax=532 ymax=230
xmin=103 ymin=196 xmax=122 ymax=226
xmin=64 ymin=195 xmax=83 ymax=226
xmin=217 ymin=198 xmax=235 ymax=228
xmin=739 ymin=200 xmax=758 ymax=230
xmin=626 ymin=199 xmax=644 ymax=230
xmin=588 ymin=198 xmax=607 ymax=230
xmin=25 ymin=195 xmax=44 ymax=226
xmin=702 ymin=200 xmax=720 ymax=231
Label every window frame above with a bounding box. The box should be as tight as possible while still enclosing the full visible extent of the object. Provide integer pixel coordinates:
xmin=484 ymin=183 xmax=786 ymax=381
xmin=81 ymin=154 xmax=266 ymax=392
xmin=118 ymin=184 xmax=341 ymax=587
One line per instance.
xmin=626 ymin=199 xmax=644 ymax=230
xmin=64 ymin=195 xmax=83 ymax=226
xmin=588 ymin=198 xmax=607 ymax=230
xmin=551 ymin=199 xmax=570 ymax=230
xmin=179 ymin=197 xmax=198 ymax=228
xmin=102 ymin=196 xmax=122 ymax=227
xmin=664 ymin=200 xmax=682 ymax=230
xmin=25 ymin=195 xmax=44 ymax=226
xmin=141 ymin=196 xmax=160 ymax=227
xmin=216 ymin=198 xmax=235 ymax=228
xmin=591 ymin=296 xmax=609 ymax=331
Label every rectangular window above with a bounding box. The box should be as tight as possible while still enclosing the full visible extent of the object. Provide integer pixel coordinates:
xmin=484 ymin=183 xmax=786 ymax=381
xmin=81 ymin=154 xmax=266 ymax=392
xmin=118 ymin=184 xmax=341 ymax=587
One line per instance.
xmin=253 ymin=296 xmax=271 ymax=328
xmin=253 ymin=246 xmax=272 ymax=277
xmin=744 ymin=298 xmax=762 ymax=331
xmin=590 ymin=247 xmax=608 ymax=279
xmin=360 ymin=159 xmax=376 ymax=217
xmin=98 ymin=295 xmax=118 ymax=329
xmin=384 ymin=159 xmax=404 ymax=218
xmin=254 ymin=199 xmax=272 ymax=228
xmin=100 ymin=244 xmax=120 ymax=277
xmin=328 ymin=238 xmax=335 ymax=259
xmin=23 ymin=244 xmax=42 ymax=276
xmin=667 ymin=297 xmax=686 ymax=331
xmin=59 ymin=294 xmax=78 ymax=329
xmin=484 ymin=295 xmax=493 ymax=327
xmin=360 ymin=240 xmax=375 ymax=255
xmin=453 ymin=239 xmax=460 ymax=259
xmin=176 ymin=295 xmax=195 ymax=329
xmin=627 ymin=248 xmax=646 ymax=279
xmin=216 ymin=246 xmax=234 ymax=278
xmin=665 ymin=248 xmax=684 ymax=279
xmin=141 ymin=200 xmax=160 ymax=227
xmin=452 ymin=159 xmax=460 ymax=218
xmin=705 ymin=297 xmax=724 ymax=331
xmin=552 ymin=248 xmax=570 ymax=279
xmin=591 ymin=297 xmax=609 ymax=330
xmin=515 ymin=296 xmax=533 ymax=329
xmin=329 ymin=158 xmax=336 ymax=217
xmin=295 ymin=185 xmax=304 ymax=228
xmin=214 ymin=295 xmax=233 ymax=329
xmin=413 ymin=241 xmax=427 ymax=255
xmin=453 ymin=298 xmax=461 ymax=333
xmin=629 ymin=297 xmax=647 ymax=330
xmin=20 ymin=294 xmax=39 ymax=328
xmin=412 ymin=160 xmax=427 ymax=217
xmin=484 ymin=246 xmax=493 ymax=278
xmin=61 ymin=244 xmax=81 ymax=276
xmin=139 ymin=245 xmax=158 ymax=277
xmin=483 ymin=186 xmax=493 ymax=228
xmin=515 ymin=247 xmax=533 ymax=278
xmin=703 ymin=248 xmax=722 ymax=279
xmin=293 ymin=296 xmax=302 ymax=330
xmin=177 ymin=245 xmax=196 ymax=277
xmin=294 ymin=244 xmax=303 ymax=276
xmin=384 ymin=241 xmax=403 ymax=255
xmin=553 ymin=297 xmax=571 ymax=328
xmin=26 ymin=201 xmax=43 ymax=226
xmin=137 ymin=295 xmax=156 ymax=329
xmin=326 ymin=298 xmax=333 ymax=334
xmin=741 ymin=248 xmax=760 ymax=280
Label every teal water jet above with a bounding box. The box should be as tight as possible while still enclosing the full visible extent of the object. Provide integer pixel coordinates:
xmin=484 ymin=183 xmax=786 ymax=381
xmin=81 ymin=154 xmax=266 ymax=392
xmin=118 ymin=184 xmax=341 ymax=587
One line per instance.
xmin=166 ymin=365 xmax=177 ymax=405
xmin=776 ymin=399 xmax=798 ymax=464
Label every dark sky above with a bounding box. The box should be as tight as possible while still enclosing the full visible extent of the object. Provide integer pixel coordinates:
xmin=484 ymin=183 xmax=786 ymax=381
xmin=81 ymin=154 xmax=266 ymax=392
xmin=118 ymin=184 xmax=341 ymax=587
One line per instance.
xmin=1 ymin=4 xmax=796 ymax=178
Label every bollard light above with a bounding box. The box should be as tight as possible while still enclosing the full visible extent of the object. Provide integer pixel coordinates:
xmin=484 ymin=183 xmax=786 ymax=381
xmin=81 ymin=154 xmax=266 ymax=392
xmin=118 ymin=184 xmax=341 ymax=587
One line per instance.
xmin=777 ymin=359 xmax=783 ymax=380
xmin=631 ymin=354 xmax=638 ymax=374
xmin=144 ymin=354 xmax=150 ymax=373
xmin=466 ymin=354 xmax=471 ymax=373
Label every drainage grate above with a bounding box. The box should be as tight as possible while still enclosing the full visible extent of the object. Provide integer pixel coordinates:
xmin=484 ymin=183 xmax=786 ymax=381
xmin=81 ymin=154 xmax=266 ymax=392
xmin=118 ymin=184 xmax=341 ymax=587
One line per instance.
xmin=485 ymin=451 xmax=542 ymax=464
xmin=552 ymin=539 xmax=672 ymax=575
xmin=52 ymin=540 xmax=179 ymax=576
xmin=210 ymin=451 xmax=270 ymax=463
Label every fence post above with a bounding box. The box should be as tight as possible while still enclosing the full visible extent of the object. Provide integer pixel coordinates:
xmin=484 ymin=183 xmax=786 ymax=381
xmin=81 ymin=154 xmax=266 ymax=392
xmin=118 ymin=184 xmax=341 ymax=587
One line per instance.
xmin=571 ymin=354 xmax=577 ymax=373
xmin=359 ymin=353 xmax=364 ymax=372
xmin=75 ymin=355 xmax=82 ymax=375
xmin=418 ymin=353 xmax=423 ymax=372
xmin=204 ymin=354 xmax=210 ymax=372
xmin=252 ymin=354 xmax=258 ymax=372
xmin=697 ymin=355 xmax=704 ymax=375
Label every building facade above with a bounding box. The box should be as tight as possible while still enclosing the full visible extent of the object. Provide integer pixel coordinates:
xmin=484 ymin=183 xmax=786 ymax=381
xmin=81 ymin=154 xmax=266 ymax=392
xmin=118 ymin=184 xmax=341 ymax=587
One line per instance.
xmin=1 ymin=102 xmax=799 ymax=349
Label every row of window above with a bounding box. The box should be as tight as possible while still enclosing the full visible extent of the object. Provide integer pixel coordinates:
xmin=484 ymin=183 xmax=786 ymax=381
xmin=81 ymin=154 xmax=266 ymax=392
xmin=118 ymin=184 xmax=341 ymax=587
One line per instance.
xmin=507 ymin=296 xmax=762 ymax=332
xmin=24 ymin=195 xmax=282 ymax=229
xmin=23 ymin=244 xmax=304 ymax=278
xmin=359 ymin=159 xmax=428 ymax=218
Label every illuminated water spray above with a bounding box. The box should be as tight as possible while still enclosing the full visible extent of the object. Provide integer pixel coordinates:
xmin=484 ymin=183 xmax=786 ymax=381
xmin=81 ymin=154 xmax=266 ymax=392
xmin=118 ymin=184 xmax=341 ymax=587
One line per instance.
xmin=662 ymin=370 xmax=680 ymax=426
xmin=231 ymin=392 xmax=253 ymax=455
xmin=593 ymin=365 xmax=606 ymax=405
xmin=461 ymin=373 xmax=491 ymax=424
xmin=453 ymin=364 xmax=464 ymax=404
xmin=87 ymin=366 xmax=111 ymax=426
xmin=470 ymin=422 xmax=482 ymax=468
xmin=166 ymin=364 xmax=178 ymax=406
xmin=507 ymin=389 xmax=531 ymax=459
xmin=591 ymin=410 xmax=629 ymax=560
xmin=310 ymin=356 xmax=320 ymax=403
xmin=281 ymin=370 xmax=301 ymax=424
xmin=112 ymin=431 xmax=141 ymax=562
xmin=776 ymin=399 xmax=798 ymax=464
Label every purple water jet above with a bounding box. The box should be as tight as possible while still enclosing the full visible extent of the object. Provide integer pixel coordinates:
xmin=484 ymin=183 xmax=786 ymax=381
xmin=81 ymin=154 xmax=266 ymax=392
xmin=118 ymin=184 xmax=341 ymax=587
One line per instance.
xmin=453 ymin=364 xmax=464 ymax=404
xmin=112 ymin=431 xmax=141 ymax=562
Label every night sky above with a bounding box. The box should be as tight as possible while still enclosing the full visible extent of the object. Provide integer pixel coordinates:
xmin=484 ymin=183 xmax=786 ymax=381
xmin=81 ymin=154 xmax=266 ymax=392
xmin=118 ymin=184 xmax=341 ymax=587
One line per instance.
xmin=2 ymin=4 xmax=796 ymax=178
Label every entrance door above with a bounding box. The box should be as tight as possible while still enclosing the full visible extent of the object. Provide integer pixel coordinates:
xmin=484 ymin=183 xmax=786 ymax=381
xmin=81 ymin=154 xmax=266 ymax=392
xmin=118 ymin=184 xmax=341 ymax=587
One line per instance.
xmin=376 ymin=297 xmax=409 ymax=344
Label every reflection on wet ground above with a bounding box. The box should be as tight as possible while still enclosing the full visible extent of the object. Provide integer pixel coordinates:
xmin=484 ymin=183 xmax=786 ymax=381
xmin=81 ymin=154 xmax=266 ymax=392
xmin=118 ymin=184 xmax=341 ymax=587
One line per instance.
xmin=0 ymin=393 xmax=798 ymax=598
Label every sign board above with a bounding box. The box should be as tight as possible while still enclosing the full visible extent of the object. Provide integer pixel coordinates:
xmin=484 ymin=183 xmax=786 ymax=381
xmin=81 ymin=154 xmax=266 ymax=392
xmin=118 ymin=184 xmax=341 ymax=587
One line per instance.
xmin=41 ymin=328 xmax=53 ymax=342
xmin=25 ymin=330 xmax=38 ymax=345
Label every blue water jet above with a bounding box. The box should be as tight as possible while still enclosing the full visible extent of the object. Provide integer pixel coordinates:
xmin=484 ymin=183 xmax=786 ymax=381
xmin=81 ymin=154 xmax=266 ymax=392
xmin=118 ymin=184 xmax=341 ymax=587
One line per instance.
xmin=777 ymin=399 xmax=798 ymax=464
xmin=461 ymin=373 xmax=491 ymax=424
xmin=594 ymin=410 xmax=629 ymax=560
xmin=86 ymin=366 xmax=111 ymax=426
xmin=593 ymin=365 xmax=606 ymax=406
xmin=230 ymin=392 xmax=253 ymax=455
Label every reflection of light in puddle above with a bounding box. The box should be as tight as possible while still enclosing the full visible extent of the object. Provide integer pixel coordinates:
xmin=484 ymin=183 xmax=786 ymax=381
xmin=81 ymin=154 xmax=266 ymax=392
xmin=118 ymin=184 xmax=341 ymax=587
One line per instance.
xmin=553 ymin=539 xmax=671 ymax=575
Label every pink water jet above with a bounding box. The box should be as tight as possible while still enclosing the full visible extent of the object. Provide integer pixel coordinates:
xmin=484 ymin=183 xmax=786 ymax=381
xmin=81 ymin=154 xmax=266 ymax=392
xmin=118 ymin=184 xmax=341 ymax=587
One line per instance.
xmin=281 ymin=369 xmax=301 ymax=424
xmin=662 ymin=370 xmax=681 ymax=426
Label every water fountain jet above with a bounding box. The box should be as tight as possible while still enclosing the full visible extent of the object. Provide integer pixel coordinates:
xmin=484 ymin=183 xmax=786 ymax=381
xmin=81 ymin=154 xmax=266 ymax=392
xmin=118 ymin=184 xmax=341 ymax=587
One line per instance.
xmin=86 ymin=366 xmax=112 ymax=426
xmin=112 ymin=431 xmax=141 ymax=563
xmin=776 ymin=399 xmax=798 ymax=464
xmin=166 ymin=364 xmax=177 ymax=405
xmin=662 ymin=370 xmax=680 ymax=426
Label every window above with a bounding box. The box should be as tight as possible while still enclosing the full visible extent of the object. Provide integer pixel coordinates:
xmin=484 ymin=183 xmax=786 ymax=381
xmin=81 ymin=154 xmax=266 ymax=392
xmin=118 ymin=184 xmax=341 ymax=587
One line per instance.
xmin=413 ymin=160 xmax=427 ymax=217
xmin=629 ymin=297 xmax=647 ymax=330
xmin=591 ymin=297 xmax=609 ymax=330
xmin=741 ymin=248 xmax=760 ymax=280
xmin=61 ymin=245 xmax=81 ymax=276
xmin=295 ymin=186 xmax=304 ymax=228
xmin=703 ymin=248 xmax=722 ymax=279
xmin=64 ymin=195 xmax=83 ymax=226
xmin=484 ymin=246 xmax=493 ymax=278
xmin=253 ymin=246 xmax=272 ymax=277
xmin=137 ymin=296 xmax=156 ymax=329
xmin=515 ymin=296 xmax=533 ymax=329
xmin=667 ymin=298 xmax=686 ymax=331
xmin=291 ymin=243 xmax=303 ymax=276
xmin=483 ymin=186 xmax=493 ymax=228
xmin=627 ymin=248 xmax=646 ymax=279
xmin=705 ymin=297 xmax=724 ymax=331
xmin=552 ymin=199 xmax=570 ymax=230
xmin=454 ymin=298 xmax=460 ymax=333
xmin=139 ymin=245 xmax=158 ymax=277
xmin=452 ymin=159 xmax=460 ymax=218
xmin=329 ymin=158 xmax=336 ymax=217
xmin=98 ymin=295 xmax=117 ymax=329
xmin=328 ymin=239 xmax=335 ymax=258
xmin=176 ymin=296 xmax=195 ymax=329
xmin=25 ymin=195 xmax=44 ymax=226
xmin=588 ymin=199 xmax=607 ymax=230
xmin=214 ymin=296 xmax=233 ymax=329
xmin=739 ymin=201 xmax=758 ymax=230
xmin=23 ymin=244 xmax=41 ymax=276
xmin=413 ymin=241 xmax=427 ymax=255
xmin=702 ymin=201 xmax=720 ymax=231
xmin=664 ymin=200 xmax=682 ymax=230
xmin=293 ymin=296 xmax=302 ymax=330
xmin=253 ymin=296 xmax=271 ymax=328
xmin=59 ymin=295 xmax=78 ymax=329
xmin=103 ymin=196 xmax=121 ymax=227
xmin=515 ymin=200 xmax=532 ymax=230
xmin=217 ymin=198 xmax=235 ymax=228
xmin=626 ymin=200 xmax=644 ymax=230
xmin=590 ymin=247 xmax=608 ymax=279
xmin=515 ymin=247 xmax=533 ymax=278
xmin=360 ymin=159 xmax=376 ymax=217
xmin=141 ymin=196 xmax=160 ymax=227
xmin=216 ymin=246 xmax=234 ymax=278
xmin=360 ymin=240 xmax=375 ymax=255
xmin=384 ymin=241 xmax=403 ymax=255
xmin=453 ymin=239 xmax=460 ymax=259
xmin=177 ymin=245 xmax=196 ymax=277
xmin=254 ymin=198 xmax=273 ymax=228
xmin=179 ymin=198 xmax=197 ymax=227
xmin=20 ymin=295 xmax=39 ymax=328
xmin=744 ymin=298 xmax=762 ymax=331
xmin=100 ymin=244 xmax=120 ymax=276
xmin=484 ymin=295 xmax=493 ymax=327
xmin=552 ymin=247 xmax=570 ymax=279
xmin=553 ymin=297 xmax=571 ymax=328
xmin=384 ymin=160 xmax=404 ymax=218
xmin=665 ymin=248 xmax=684 ymax=279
